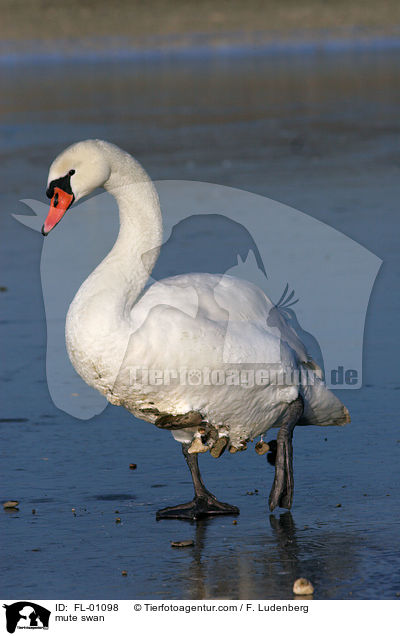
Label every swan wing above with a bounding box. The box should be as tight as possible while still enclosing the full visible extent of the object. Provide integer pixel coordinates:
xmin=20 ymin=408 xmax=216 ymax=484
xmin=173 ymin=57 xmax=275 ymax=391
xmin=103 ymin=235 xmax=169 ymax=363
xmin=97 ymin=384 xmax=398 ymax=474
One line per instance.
xmin=125 ymin=273 xmax=310 ymax=372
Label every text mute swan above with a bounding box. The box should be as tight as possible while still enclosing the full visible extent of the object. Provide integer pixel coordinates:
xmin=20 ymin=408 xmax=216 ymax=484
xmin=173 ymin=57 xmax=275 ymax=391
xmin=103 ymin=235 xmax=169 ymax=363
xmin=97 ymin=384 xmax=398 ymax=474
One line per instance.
xmin=41 ymin=140 xmax=350 ymax=519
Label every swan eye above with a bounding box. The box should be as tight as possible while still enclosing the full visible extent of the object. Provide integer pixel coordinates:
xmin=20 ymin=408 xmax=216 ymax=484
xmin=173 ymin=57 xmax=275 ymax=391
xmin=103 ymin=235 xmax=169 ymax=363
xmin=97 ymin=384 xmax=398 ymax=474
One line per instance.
xmin=69 ymin=169 xmax=75 ymax=176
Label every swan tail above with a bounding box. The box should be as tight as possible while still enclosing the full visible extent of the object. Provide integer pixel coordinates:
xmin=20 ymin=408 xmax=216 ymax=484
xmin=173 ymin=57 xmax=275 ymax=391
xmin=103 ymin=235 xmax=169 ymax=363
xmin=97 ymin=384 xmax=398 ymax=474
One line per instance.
xmin=298 ymin=372 xmax=351 ymax=427
xmin=303 ymin=357 xmax=324 ymax=379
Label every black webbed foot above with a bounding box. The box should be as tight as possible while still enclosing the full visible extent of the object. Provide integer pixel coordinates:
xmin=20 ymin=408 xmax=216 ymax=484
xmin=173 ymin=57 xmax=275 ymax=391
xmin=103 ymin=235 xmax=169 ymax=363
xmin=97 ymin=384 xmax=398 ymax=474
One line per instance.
xmin=157 ymin=495 xmax=239 ymax=520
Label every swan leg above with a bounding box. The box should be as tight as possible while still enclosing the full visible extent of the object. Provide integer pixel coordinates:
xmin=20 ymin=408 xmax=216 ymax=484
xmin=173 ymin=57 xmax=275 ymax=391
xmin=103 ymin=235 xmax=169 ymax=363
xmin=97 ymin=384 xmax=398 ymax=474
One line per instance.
xmin=269 ymin=396 xmax=304 ymax=512
xmin=156 ymin=443 xmax=240 ymax=520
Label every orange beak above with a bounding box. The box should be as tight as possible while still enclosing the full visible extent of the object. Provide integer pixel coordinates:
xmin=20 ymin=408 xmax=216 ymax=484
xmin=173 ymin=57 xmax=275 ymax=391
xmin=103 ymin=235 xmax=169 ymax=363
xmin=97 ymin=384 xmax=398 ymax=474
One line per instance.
xmin=42 ymin=187 xmax=74 ymax=236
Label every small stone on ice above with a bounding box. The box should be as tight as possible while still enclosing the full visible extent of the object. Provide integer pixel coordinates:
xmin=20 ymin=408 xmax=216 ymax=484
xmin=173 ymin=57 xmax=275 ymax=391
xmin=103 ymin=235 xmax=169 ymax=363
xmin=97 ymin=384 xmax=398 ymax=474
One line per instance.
xmin=170 ymin=540 xmax=194 ymax=548
xmin=293 ymin=578 xmax=314 ymax=595
xmin=3 ymin=501 xmax=19 ymax=509
xmin=121 ymin=570 xmax=128 ymax=576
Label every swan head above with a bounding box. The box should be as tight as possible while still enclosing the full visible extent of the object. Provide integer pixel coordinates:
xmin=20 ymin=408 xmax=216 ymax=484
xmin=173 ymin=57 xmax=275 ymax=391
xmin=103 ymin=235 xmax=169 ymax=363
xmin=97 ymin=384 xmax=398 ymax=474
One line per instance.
xmin=42 ymin=140 xmax=111 ymax=235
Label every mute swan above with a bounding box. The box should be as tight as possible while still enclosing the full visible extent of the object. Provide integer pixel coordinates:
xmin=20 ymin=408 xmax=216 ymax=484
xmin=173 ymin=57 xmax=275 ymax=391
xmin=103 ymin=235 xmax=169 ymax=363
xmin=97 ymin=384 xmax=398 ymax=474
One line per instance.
xmin=42 ymin=140 xmax=350 ymax=519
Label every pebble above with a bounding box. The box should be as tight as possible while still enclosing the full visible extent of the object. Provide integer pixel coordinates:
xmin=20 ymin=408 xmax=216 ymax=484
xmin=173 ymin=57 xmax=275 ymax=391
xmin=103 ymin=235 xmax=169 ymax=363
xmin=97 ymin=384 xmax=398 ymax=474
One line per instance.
xmin=170 ymin=540 xmax=194 ymax=548
xmin=188 ymin=436 xmax=209 ymax=454
xmin=121 ymin=570 xmax=128 ymax=576
xmin=255 ymin=441 xmax=270 ymax=455
xmin=210 ymin=436 xmax=228 ymax=458
xmin=129 ymin=463 xmax=137 ymax=470
xmin=115 ymin=517 xmax=122 ymax=524
xmin=293 ymin=578 xmax=314 ymax=596
xmin=3 ymin=501 xmax=19 ymax=509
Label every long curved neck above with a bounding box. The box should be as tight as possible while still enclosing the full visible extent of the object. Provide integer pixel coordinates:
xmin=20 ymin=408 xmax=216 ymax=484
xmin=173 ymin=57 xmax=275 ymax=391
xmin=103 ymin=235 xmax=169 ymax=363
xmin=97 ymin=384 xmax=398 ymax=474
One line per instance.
xmin=103 ymin=170 xmax=162 ymax=313
xmin=66 ymin=151 xmax=162 ymax=387
xmin=88 ymin=153 xmax=162 ymax=317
